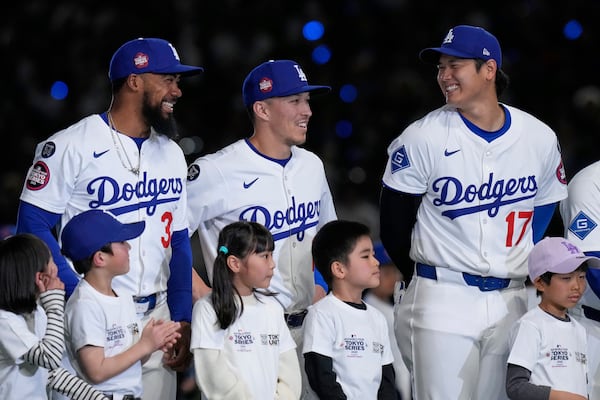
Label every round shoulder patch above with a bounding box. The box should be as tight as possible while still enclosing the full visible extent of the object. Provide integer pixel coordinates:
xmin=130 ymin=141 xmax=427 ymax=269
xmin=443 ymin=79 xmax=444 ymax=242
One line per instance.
xmin=41 ymin=141 xmax=56 ymax=158
xmin=25 ymin=161 xmax=50 ymax=191
xmin=556 ymin=160 xmax=567 ymax=185
xmin=187 ymin=164 xmax=200 ymax=181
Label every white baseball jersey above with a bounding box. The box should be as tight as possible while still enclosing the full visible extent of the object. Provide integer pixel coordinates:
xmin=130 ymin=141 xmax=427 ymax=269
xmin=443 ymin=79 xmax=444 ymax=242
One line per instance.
xmin=20 ymin=114 xmax=189 ymax=297
xmin=186 ymin=139 xmax=337 ymax=312
xmin=561 ymin=160 xmax=600 ymax=309
xmin=382 ymin=104 xmax=567 ymax=279
xmin=303 ymin=293 xmax=394 ymax=398
xmin=560 ymin=160 xmax=600 ymax=398
xmin=65 ymin=279 xmax=142 ymax=397
xmin=507 ymin=306 xmax=588 ymax=397
xmin=0 ymin=305 xmax=49 ymax=399
xmin=190 ymin=292 xmax=297 ymax=399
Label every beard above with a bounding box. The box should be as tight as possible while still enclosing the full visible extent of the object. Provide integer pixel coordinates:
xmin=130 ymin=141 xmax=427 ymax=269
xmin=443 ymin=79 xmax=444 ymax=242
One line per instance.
xmin=142 ymin=94 xmax=179 ymax=140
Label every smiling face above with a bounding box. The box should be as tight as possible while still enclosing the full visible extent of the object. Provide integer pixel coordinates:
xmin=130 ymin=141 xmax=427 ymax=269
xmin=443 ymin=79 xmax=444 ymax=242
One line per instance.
xmin=261 ymin=92 xmax=313 ymax=147
xmin=139 ymin=73 xmax=182 ymax=138
xmin=436 ymin=55 xmax=496 ymax=110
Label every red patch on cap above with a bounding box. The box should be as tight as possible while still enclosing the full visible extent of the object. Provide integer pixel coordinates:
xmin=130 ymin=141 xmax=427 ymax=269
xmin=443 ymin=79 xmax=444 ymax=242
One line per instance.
xmin=556 ymin=160 xmax=567 ymax=185
xmin=259 ymin=77 xmax=273 ymax=93
xmin=25 ymin=161 xmax=50 ymax=191
xmin=133 ymin=52 xmax=149 ymax=69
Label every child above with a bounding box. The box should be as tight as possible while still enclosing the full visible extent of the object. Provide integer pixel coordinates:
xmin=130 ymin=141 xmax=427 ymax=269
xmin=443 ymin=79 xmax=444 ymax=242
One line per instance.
xmin=506 ymin=236 xmax=600 ymax=400
xmin=190 ymin=221 xmax=301 ymax=399
xmin=303 ymin=220 xmax=396 ymax=399
xmin=0 ymin=233 xmax=108 ymax=400
xmin=61 ymin=210 xmax=182 ymax=400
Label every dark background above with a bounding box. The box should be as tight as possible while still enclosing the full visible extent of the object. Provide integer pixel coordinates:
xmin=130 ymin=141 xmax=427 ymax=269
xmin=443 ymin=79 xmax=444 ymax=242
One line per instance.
xmin=3 ymin=0 xmax=600 ymax=239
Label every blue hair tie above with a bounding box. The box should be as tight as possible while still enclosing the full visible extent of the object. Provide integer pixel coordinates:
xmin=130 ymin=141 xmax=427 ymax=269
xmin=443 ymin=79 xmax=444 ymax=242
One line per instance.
xmin=218 ymin=245 xmax=229 ymax=255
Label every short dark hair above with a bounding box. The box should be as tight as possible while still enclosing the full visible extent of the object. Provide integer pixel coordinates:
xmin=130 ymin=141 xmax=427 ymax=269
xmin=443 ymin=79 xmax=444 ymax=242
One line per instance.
xmin=474 ymin=58 xmax=510 ymax=97
xmin=0 ymin=234 xmax=52 ymax=314
xmin=536 ymin=262 xmax=589 ymax=296
xmin=71 ymin=243 xmax=113 ymax=275
xmin=312 ymin=220 xmax=371 ymax=289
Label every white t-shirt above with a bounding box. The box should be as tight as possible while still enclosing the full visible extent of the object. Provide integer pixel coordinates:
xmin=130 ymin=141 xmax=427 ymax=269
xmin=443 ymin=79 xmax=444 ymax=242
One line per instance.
xmin=190 ymin=292 xmax=296 ymax=399
xmin=65 ymin=279 xmax=142 ymax=397
xmin=0 ymin=305 xmax=49 ymax=399
xmin=303 ymin=293 xmax=394 ymax=398
xmin=508 ymin=306 xmax=588 ymax=397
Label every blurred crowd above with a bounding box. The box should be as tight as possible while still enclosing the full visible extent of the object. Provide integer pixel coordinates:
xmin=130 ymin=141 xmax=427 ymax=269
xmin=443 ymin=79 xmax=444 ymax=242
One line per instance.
xmin=3 ymin=0 xmax=600 ymax=238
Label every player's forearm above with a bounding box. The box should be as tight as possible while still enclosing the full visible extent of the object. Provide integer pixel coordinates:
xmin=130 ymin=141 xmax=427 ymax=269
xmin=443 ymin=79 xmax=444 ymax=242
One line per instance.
xmin=16 ymin=201 xmax=80 ymax=295
xmin=193 ymin=348 xmax=253 ymax=399
xmin=276 ymin=349 xmax=302 ymax=399
xmin=167 ymin=229 xmax=193 ymax=322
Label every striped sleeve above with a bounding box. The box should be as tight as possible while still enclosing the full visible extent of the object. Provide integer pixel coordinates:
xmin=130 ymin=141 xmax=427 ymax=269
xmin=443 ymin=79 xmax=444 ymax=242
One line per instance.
xmin=48 ymin=367 xmax=110 ymax=400
xmin=22 ymin=289 xmax=65 ymax=369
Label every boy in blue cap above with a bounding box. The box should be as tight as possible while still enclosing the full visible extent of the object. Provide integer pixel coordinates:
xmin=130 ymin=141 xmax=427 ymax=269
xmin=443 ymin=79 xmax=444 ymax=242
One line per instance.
xmin=61 ymin=209 xmax=182 ymax=400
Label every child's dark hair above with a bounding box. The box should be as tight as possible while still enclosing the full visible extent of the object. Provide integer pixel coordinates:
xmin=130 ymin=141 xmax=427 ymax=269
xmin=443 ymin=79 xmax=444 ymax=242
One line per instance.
xmin=70 ymin=244 xmax=113 ymax=275
xmin=0 ymin=234 xmax=52 ymax=314
xmin=536 ymin=262 xmax=590 ymax=296
xmin=312 ymin=220 xmax=371 ymax=289
xmin=211 ymin=221 xmax=275 ymax=329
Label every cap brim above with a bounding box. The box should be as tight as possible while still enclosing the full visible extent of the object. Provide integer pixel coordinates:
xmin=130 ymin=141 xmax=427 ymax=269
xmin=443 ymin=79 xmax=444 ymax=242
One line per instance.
xmin=419 ymin=47 xmax=475 ymax=64
xmin=152 ymin=64 xmax=204 ymax=76
xmin=280 ymin=85 xmax=331 ymax=98
xmin=116 ymin=221 xmax=146 ymax=242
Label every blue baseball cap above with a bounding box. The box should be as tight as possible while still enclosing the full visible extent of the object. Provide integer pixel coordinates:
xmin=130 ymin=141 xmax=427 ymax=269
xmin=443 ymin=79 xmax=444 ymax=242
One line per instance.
xmin=61 ymin=210 xmax=145 ymax=262
xmin=242 ymin=59 xmax=331 ymax=107
xmin=419 ymin=25 xmax=502 ymax=68
xmin=108 ymin=37 xmax=204 ymax=81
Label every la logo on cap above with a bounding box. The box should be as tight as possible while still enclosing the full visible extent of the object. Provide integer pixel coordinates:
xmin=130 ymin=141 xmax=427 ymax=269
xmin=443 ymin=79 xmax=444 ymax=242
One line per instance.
xmin=443 ymin=29 xmax=455 ymax=44
xmin=294 ymin=65 xmax=308 ymax=82
xmin=134 ymin=52 xmax=149 ymax=69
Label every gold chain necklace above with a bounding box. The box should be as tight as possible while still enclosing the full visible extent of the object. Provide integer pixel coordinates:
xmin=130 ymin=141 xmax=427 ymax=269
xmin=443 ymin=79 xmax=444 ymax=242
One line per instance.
xmin=107 ymin=112 xmax=140 ymax=176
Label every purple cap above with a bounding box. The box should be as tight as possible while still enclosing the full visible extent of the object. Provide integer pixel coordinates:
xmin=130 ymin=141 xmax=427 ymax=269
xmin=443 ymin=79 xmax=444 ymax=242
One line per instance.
xmin=528 ymin=237 xmax=600 ymax=282
xmin=242 ymin=59 xmax=331 ymax=107
xmin=419 ymin=25 xmax=502 ymax=68
xmin=61 ymin=210 xmax=145 ymax=262
xmin=108 ymin=38 xmax=203 ymax=81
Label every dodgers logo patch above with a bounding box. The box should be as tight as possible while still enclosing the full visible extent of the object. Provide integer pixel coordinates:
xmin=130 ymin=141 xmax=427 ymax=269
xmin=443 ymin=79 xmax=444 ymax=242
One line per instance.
xmin=41 ymin=142 xmax=56 ymax=158
xmin=568 ymin=211 xmax=597 ymax=240
xmin=391 ymin=145 xmax=410 ymax=173
xmin=26 ymin=161 xmax=50 ymax=191
xmin=187 ymin=164 xmax=200 ymax=181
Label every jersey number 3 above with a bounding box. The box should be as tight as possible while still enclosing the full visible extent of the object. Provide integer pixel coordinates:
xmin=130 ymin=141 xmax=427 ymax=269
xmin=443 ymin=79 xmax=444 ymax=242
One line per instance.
xmin=161 ymin=211 xmax=173 ymax=248
xmin=505 ymin=211 xmax=533 ymax=247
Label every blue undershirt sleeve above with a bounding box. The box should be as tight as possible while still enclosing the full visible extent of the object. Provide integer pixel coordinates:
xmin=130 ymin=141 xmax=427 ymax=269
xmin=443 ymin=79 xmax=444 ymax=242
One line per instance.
xmin=314 ymin=267 xmax=328 ymax=293
xmin=167 ymin=228 xmax=193 ymax=323
xmin=16 ymin=201 xmax=80 ymax=296
xmin=532 ymin=203 xmax=557 ymax=244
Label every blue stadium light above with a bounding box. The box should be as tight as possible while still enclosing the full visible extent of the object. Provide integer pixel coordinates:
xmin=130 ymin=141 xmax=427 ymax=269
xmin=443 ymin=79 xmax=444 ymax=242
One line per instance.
xmin=303 ymin=20 xmax=325 ymax=41
xmin=335 ymin=120 xmax=353 ymax=139
xmin=563 ymin=19 xmax=583 ymax=40
xmin=312 ymin=45 xmax=331 ymax=65
xmin=339 ymin=84 xmax=358 ymax=103
xmin=51 ymin=81 xmax=68 ymax=100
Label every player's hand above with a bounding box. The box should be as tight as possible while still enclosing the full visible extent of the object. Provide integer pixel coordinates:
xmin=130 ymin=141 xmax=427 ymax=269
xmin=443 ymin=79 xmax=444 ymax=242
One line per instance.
xmin=163 ymin=321 xmax=192 ymax=372
xmin=548 ymin=391 xmax=587 ymax=400
xmin=35 ymin=271 xmax=65 ymax=293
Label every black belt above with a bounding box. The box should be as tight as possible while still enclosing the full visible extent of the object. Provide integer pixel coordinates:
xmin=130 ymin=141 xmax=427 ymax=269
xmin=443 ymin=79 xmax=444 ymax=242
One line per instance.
xmin=582 ymin=305 xmax=600 ymax=323
xmin=416 ymin=263 xmax=512 ymax=292
xmin=284 ymin=310 xmax=308 ymax=328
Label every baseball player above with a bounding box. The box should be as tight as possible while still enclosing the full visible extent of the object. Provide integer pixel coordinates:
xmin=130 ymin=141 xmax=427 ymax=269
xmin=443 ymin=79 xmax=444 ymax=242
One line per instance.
xmin=16 ymin=37 xmax=203 ymax=400
xmin=560 ymin=160 xmax=600 ymax=398
xmin=186 ymin=59 xmax=337 ymax=399
xmin=379 ymin=25 xmax=568 ymax=399
xmin=506 ymin=237 xmax=596 ymax=399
